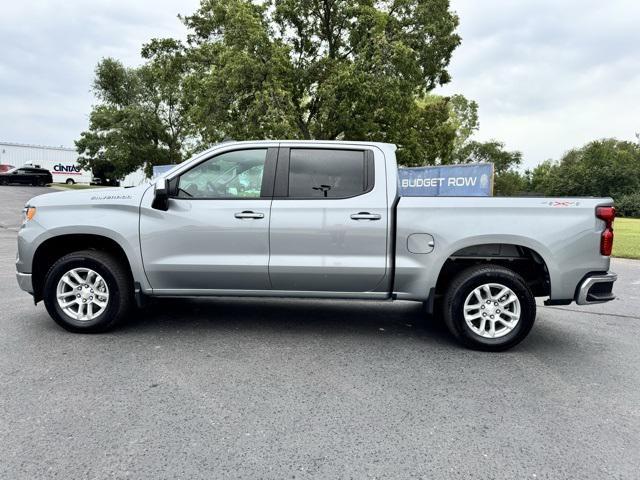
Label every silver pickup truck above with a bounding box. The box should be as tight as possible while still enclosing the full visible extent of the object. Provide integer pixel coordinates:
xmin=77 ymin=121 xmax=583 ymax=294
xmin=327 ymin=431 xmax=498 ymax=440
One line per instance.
xmin=16 ymin=141 xmax=617 ymax=350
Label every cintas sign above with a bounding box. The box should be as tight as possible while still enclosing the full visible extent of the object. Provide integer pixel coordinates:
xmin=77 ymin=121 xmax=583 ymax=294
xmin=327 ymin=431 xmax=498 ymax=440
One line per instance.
xmin=398 ymin=163 xmax=494 ymax=197
xmin=52 ymin=163 xmax=82 ymax=175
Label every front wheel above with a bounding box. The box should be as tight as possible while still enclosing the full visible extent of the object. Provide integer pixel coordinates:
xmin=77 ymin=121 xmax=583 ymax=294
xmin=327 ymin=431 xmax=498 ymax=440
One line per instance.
xmin=43 ymin=250 xmax=132 ymax=333
xmin=65 ymin=178 xmax=75 ymax=185
xmin=443 ymin=265 xmax=536 ymax=351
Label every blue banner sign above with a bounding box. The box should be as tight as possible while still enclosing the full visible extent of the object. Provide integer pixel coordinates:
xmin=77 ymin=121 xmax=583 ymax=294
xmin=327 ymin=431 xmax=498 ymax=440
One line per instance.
xmin=398 ymin=163 xmax=494 ymax=197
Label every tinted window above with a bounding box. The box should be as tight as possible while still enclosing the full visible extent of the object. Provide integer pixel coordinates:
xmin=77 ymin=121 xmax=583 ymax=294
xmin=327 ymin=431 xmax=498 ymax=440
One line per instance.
xmin=288 ymin=149 xmax=367 ymax=198
xmin=177 ymin=149 xmax=267 ymax=199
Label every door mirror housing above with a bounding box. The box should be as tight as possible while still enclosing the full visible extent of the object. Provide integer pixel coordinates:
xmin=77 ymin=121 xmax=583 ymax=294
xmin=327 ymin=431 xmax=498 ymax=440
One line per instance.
xmin=151 ymin=177 xmax=170 ymax=211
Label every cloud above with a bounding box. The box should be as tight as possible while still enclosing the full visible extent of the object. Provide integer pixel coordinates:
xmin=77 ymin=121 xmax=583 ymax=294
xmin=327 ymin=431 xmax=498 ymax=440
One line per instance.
xmin=1 ymin=0 xmax=638 ymax=168
xmin=438 ymin=0 xmax=640 ymax=168
xmin=0 ymin=0 xmax=199 ymax=148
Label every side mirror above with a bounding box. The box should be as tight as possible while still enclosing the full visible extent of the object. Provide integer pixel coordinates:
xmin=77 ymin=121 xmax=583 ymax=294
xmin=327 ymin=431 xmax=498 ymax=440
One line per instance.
xmin=151 ymin=177 xmax=170 ymax=211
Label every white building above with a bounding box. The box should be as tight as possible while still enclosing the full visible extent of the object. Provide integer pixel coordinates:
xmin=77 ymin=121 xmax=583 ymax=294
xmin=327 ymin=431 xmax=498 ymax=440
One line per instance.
xmin=0 ymin=141 xmax=162 ymax=186
xmin=0 ymin=141 xmax=78 ymax=167
xmin=0 ymin=141 xmax=91 ymax=184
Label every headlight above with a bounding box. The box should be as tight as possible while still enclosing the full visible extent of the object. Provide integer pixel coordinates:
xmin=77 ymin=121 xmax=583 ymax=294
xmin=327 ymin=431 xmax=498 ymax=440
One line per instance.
xmin=22 ymin=206 xmax=36 ymax=225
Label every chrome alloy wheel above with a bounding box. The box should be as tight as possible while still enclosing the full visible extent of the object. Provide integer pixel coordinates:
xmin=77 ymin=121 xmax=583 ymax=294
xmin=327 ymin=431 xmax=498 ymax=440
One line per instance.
xmin=463 ymin=283 xmax=521 ymax=339
xmin=56 ymin=268 xmax=110 ymax=321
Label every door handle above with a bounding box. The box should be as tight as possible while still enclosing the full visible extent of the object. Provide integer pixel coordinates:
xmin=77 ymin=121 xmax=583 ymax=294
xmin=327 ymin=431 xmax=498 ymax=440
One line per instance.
xmin=234 ymin=211 xmax=264 ymax=219
xmin=350 ymin=212 xmax=382 ymax=221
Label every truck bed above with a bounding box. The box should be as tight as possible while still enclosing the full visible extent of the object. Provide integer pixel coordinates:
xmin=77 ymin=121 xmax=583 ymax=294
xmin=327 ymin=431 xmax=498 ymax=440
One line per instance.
xmin=393 ymin=196 xmax=613 ymax=301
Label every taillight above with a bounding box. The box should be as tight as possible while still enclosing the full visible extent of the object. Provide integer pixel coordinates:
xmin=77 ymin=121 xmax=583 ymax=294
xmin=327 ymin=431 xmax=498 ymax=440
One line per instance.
xmin=596 ymin=206 xmax=615 ymax=256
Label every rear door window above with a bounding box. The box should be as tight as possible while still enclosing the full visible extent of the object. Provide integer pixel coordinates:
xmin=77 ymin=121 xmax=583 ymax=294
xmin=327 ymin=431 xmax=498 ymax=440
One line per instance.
xmin=287 ymin=149 xmax=370 ymax=199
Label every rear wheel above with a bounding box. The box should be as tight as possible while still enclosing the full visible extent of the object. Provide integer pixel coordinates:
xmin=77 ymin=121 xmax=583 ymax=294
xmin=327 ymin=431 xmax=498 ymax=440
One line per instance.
xmin=43 ymin=250 xmax=132 ymax=333
xmin=66 ymin=178 xmax=75 ymax=185
xmin=443 ymin=265 xmax=536 ymax=351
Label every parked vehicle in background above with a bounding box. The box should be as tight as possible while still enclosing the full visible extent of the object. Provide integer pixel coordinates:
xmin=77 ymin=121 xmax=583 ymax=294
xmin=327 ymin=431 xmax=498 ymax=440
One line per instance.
xmin=0 ymin=164 xmax=16 ymax=173
xmin=0 ymin=142 xmax=90 ymax=184
xmin=15 ymin=141 xmax=617 ymax=351
xmin=0 ymin=166 xmax=52 ymax=186
xmin=23 ymin=161 xmax=92 ymax=185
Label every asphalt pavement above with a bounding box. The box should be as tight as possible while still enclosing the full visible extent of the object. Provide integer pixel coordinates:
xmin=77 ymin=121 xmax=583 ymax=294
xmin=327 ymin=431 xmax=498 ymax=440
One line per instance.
xmin=1 ymin=185 xmax=639 ymax=479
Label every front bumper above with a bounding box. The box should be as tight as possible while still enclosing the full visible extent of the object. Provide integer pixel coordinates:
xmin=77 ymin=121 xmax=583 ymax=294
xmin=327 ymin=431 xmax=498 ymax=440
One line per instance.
xmin=16 ymin=272 xmax=34 ymax=294
xmin=575 ymin=272 xmax=617 ymax=305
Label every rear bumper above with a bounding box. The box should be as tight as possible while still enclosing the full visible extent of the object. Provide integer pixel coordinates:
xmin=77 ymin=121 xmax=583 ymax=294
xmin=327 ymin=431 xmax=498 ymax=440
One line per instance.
xmin=575 ymin=272 xmax=617 ymax=305
xmin=16 ymin=271 xmax=34 ymax=294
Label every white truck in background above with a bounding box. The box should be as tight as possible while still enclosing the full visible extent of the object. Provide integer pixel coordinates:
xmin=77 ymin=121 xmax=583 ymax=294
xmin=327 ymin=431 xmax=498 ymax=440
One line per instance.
xmin=25 ymin=160 xmax=92 ymax=185
xmin=120 ymin=165 xmax=174 ymax=187
xmin=119 ymin=168 xmax=148 ymax=187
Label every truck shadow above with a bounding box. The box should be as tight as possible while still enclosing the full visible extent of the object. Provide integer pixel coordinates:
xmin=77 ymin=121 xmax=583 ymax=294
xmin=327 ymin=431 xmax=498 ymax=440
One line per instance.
xmin=117 ymin=296 xmax=575 ymax=353
xmin=122 ymin=296 xmax=455 ymax=344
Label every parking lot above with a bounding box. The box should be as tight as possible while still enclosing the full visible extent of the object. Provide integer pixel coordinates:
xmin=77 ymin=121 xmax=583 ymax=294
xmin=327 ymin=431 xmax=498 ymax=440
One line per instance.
xmin=1 ymin=185 xmax=639 ymax=479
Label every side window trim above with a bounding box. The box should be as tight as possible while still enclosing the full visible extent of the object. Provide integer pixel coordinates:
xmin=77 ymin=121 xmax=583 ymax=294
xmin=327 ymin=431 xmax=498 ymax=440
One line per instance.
xmin=365 ymin=150 xmax=374 ymax=191
xmin=168 ymin=147 xmax=278 ymax=200
xmin=273 ymin=147 xmax=290 ymax=198
xmin=260 ymin=146 xmax=278 ymax=198
xmin=273 ymin=147 xmax=375 ymax=200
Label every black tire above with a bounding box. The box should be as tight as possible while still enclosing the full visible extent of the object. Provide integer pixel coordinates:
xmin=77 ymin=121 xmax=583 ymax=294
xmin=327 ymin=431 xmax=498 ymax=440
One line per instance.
xmin=443 ymin=264 xmax=536 ymax=351
xmin=66 ymin=178 xmax=75 ymax=185
xmin=43 ymin=250 xmax=132 ymax=333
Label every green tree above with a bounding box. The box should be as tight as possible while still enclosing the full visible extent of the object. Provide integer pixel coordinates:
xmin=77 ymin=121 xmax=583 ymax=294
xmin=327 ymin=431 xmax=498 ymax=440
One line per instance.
xmin=76 ymin=43 xmax=189 ymax=179
xmin=453 ymin=140 xmax=524 ymax=195
xmin=525 ymin=160 xmax=554 ymax=194
xmin=447 ymin=94 xmax=479 ymax=153
xmin=532 ymin=139 xmax=640 ymax=198
xmin=179 ymin=0 xmax=461 ymax=165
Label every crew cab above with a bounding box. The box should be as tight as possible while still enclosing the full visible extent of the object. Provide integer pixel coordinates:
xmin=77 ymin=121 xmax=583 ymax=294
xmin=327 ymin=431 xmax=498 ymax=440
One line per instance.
xmin=16 ymin=141 xmax=617 ymax=350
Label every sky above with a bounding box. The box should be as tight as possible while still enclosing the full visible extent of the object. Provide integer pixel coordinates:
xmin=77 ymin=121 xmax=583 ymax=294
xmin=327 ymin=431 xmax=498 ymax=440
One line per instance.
xmin=1 ymin=0 xmax=639 ymax=169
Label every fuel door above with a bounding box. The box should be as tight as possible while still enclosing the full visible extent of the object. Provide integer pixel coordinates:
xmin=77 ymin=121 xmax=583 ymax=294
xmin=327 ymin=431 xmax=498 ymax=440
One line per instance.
xmin=407 ymin=233 xmax=435 ymax=254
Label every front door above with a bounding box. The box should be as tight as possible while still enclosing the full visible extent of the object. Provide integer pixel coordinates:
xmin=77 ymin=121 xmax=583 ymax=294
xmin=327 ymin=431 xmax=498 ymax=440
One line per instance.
xmin=268 ymin=146 xmax=389 ymax=293
xmin=140 ymin=147 xmax=277 ymax=293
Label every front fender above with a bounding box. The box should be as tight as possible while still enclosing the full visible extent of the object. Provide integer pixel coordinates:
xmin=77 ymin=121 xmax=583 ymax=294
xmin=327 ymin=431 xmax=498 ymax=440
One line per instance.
xmin=17 ymin=190 xmax=151 ymax=292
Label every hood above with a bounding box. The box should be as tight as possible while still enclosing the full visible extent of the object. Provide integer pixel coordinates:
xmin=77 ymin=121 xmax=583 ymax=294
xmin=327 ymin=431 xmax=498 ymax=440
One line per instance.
xmin=26 ymin=184 xmax=152 ymax=209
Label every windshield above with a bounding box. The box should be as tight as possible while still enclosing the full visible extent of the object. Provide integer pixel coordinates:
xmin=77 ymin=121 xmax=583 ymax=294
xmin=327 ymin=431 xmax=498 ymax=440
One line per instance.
xmin=154 ymin=142 xmax=227 ymax=180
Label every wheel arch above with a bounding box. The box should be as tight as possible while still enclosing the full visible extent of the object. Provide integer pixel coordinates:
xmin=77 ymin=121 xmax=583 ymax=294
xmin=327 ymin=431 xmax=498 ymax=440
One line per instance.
xmin=31 ymin=233 xmax=134 ymax=303
xmin=434 ymin=241 xmax=552 ymax=298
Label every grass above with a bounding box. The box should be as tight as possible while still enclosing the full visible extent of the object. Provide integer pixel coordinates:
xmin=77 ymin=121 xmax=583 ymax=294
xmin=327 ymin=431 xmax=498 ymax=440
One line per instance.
xmin=613 ymin=217 xmax=640 ymax=260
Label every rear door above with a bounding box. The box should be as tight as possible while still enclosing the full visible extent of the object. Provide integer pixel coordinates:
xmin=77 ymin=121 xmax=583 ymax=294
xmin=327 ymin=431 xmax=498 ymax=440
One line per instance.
xmin=268 ymin=146 xmax=389 ymax=292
